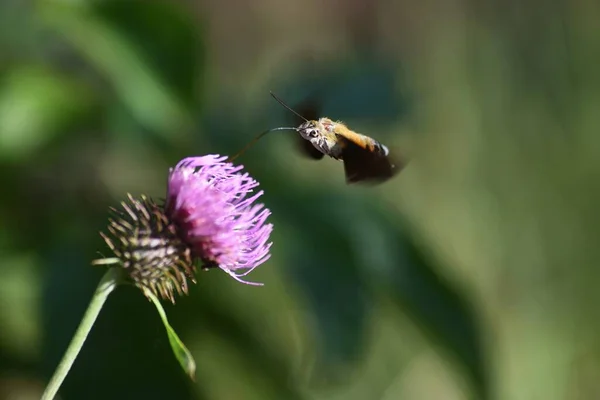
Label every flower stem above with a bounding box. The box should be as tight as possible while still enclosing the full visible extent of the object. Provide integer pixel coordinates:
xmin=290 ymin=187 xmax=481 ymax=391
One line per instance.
xmin=41 ymin=267 xmax=123 ymax=400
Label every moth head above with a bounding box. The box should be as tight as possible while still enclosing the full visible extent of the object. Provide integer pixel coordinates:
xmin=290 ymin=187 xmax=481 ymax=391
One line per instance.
xmin=297 ymin=120 xmax=320 ymax=141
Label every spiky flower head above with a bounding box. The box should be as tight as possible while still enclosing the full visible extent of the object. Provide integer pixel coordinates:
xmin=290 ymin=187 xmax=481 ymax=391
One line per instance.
xmin=94 ymin=155 xmax=273 ymax=303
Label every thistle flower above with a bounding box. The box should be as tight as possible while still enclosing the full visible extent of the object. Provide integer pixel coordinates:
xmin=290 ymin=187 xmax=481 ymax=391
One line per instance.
xmin=94 ymin=155 xmax=273 ymax=303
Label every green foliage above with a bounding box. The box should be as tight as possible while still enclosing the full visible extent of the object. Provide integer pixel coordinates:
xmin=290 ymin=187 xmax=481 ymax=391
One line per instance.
xmin=0 ymin=65 xmax=97 ymax=161
xmin=2 ymin=1 xmax=599 ymax=400
xmin=39 ymin=0 xmax=204 ymax=138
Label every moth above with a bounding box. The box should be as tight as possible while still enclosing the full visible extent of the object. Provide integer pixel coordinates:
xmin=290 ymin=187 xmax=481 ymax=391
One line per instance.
xmin=229 ymin=92 xmax=402 ymax=184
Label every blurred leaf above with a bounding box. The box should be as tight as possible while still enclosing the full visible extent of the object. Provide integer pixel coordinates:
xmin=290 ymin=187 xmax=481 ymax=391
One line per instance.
xmin=0 ymin=65 xmax=96 ymax=161
xmin=392 ymin=236 xmax=487 ymax=399
xmin=0 ymin=252 xmax=40 ymax=360
xmin=175 ymin=295 xmax=304 ymax=400
xmin=0 ymin=1 xmax=39 ymax=59
xmin=274 ymin=189 xmax=373 ymax=386
xmin=359 ymin=208 xmax=489 ymax=400
xmin=91 ymin=0 xmax=203 ymax=108
xmin=38 ymin=0 xmax=205 ymax=138
xmin=145 ymin=289 xmax=196 ymax=381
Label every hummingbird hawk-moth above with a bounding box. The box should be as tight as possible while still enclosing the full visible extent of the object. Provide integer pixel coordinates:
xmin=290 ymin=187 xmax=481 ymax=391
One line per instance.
xmin=229 ymin=92 xmax=402 ymax=184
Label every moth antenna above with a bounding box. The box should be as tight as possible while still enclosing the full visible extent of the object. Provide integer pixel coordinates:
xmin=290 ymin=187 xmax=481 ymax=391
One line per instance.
xmin=228 ymin=127 xmax=297 ymax=162
xmin=269 ymin=91 xmax=310 ymax=122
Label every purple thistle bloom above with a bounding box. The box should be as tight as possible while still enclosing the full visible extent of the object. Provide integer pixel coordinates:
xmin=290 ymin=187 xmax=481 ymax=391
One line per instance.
xmin=165 ymin=155 xmax=273 ymax=285
xmin=95 ymin=154 xmax=273 ymax=302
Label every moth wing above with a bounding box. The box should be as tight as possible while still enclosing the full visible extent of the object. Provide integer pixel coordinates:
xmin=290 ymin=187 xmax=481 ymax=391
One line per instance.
xmin=297 ymin=138 xmax=325 ymax=159
xmin=336 ymin=135 xmax=401 ymax=184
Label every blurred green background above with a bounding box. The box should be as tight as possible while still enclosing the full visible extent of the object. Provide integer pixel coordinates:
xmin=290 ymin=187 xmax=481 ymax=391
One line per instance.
xmin=1 ymin=0 xmax=600 ymax=399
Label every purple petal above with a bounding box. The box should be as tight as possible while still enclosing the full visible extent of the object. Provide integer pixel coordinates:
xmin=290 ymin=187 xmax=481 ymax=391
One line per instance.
xmin=165 ymin=155 xmax=273 ymax=285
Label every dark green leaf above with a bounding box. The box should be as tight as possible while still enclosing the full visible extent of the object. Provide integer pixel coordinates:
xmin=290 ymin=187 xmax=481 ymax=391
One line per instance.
xmin=273 ymin=189 xmax=373 ymax=386
xmin=367 ymin=208 xmax=489 ymax=400
xmin=90 ymin=0 xmax=204 ymax=109
xmin=38 ymin=0 xmax=205 ymax=138
xmin=144 ymin=289 xmax=196 ymax=381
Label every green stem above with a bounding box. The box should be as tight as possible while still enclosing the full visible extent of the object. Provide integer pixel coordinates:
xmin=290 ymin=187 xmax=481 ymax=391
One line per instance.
xmin=41 ymin=267 xmax=123 ymax=400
